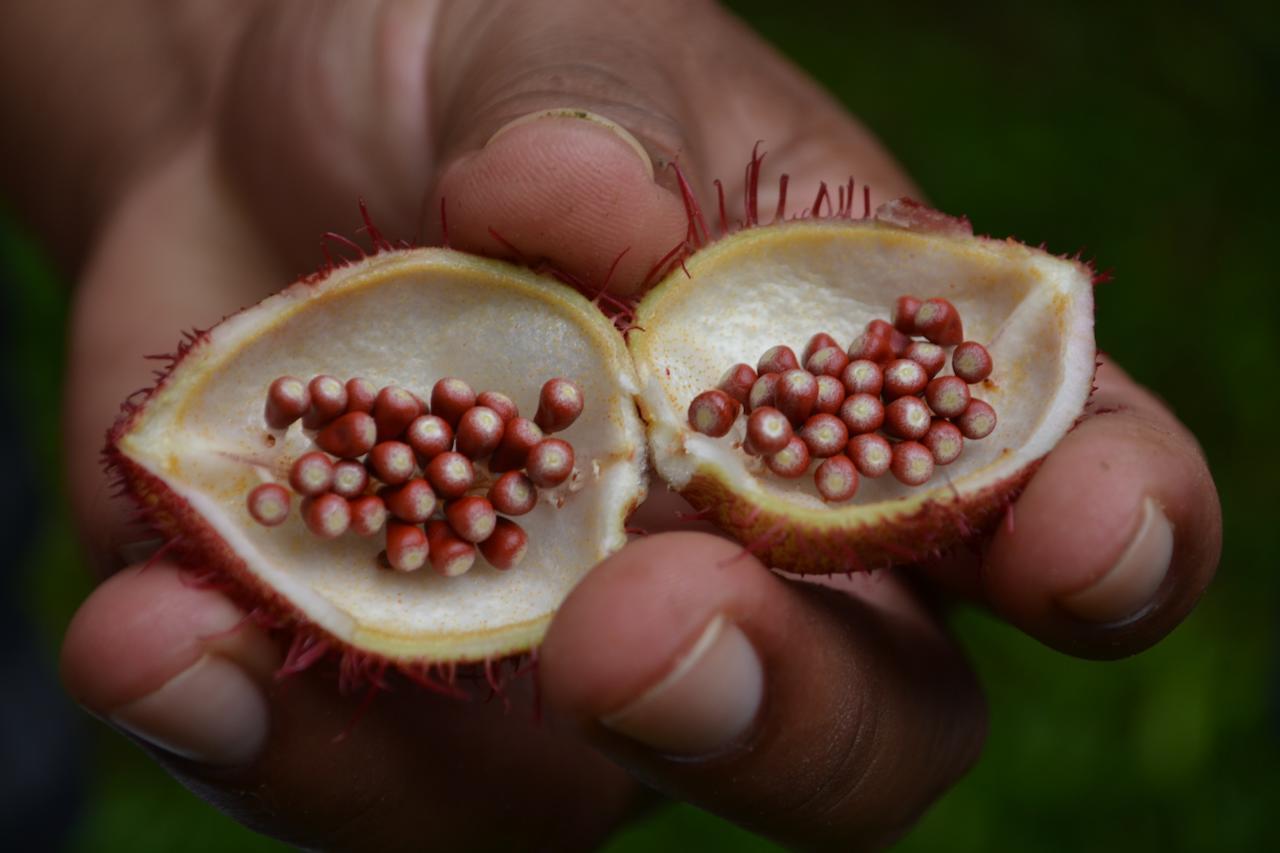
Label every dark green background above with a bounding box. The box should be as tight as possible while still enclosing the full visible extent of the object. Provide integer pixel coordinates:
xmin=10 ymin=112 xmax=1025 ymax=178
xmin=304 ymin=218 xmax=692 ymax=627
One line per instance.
xmin=5 ymin=1 xmax=1276 ymax=849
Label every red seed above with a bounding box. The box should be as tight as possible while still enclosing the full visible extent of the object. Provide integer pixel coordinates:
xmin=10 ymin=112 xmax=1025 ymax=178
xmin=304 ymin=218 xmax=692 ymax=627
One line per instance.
xmin=348 ymin=494 xmax=388 ymax=536
xmin=757 ymin=344 xmax=800 ymax=376
xmin=247 ymin=483 xmax=291 ymax=526
xmin=476 ymin=390 xmax=519 ymax=423
xmin=289 ymin=451 xmax=335 ymax=496
xmin=302 ymin=375 xmax=348 ymax=429
xmin=265 ymin=376 xmax=310 ymax=430
xmin=952 ymin=341 xmax=993 ymax=383
xmin=488 ymin=471 xmax=538 ymax=516
xmin=925 ymin=376 xmax=971 ymax=418
xmin=426 ymin=452 xmax=474 ymax=499
xmin=373 ymin=385 xmax=422 ymax=440
xmin=805 ymin=345 xmax=850 ymax=378
xmin=385 ymin=521 xmax=429 ymax=572
xmin=431 ymin=378 xmax=477 ymax=428
xmin=315 ymin=411 xmax=377 ymax=458
xmin=815 ymin=455 xmax=859 ymax=502
xmin=456 ymin=406 xmax=506 ymax=459
xmin=688 ymin=390 xmax=739 ymax=438
xmin=869 ymin=319 xmax=912 ymax=358
xmin=891 ymin=441 xmax=935 ymax=486
xmin=766 ymin=435 xmax=811 ymax=478
xmin=802 ymin=332 xmax=841 ymax=365
xmin=716 ymin=363 xmax=758 ymax=406
xmin=904 ymin=341 xmax=947 ymax=378
xmin=892 ymin=295 xmax=922 ymax=334
xmin=426 ymin=520 xmax=476 ymax=577
xmin=345 ymin=377 xmax=378 ymax=414
xmin=841 ymin=359 xmax=884 ymax=396
xmin=745 ymin=407 xmax=793 ymax=455
xmin=748 ymin=372 xmax=780 ymax=411
xmin=302 ymin=493 xmax=351 ymax=538
xmin=480 ymin=518 xmax=529 ymax=570
xmin=884 ymin=396 xmax=932 ymax=440
xmin=382 ymin=478 xmax=437 ymax=523
xmin=846 ymin=324 xmax=894 ymax=363
xmin=405 ymin=414 xmax=453 ymax=462
xmin=776 ymin=369 xmax=818 ymax=426
xmin=838 ymin=392 xmax=885 ymax=435
xmin=847 ymin=433 xmax=892 ymax=478
xmin=489 ymin=417 xmax=544 ymax=473
xmin=957 ymin=399 xmax=998 ymax=439
xmin=914 ymin=298 xmax=964 ymax=346
xmin=526 ymin=438 xmax=574 ymax=488
xmin=534 ymin=377 xmax=585 ymax=433
xmin=883 ymin=359 xmax=929 ymax=399
xmin=924 ymin=419 xmax=964 ymax=465
xmin=445 ymin=496 xmax=498 ymax=543
xmin=799 ymin=413 xmax=849 ymax=458
xmin=331 ymin=460 xmax=369 ymax=498
xmin=368 ymin=441 xmax=416 ymax=485
xmin=814 ymin=375 xmax=845 ymax=415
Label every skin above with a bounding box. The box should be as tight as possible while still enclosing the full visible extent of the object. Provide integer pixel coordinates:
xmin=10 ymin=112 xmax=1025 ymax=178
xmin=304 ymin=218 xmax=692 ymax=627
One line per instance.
xmin=1 ymin=1 xmax=1222 ymax=850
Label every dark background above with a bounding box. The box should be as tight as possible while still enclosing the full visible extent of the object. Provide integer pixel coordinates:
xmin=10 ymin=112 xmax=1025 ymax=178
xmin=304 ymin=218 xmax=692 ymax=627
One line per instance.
xmin=3 ymin=1 xmax=1276 ymax=849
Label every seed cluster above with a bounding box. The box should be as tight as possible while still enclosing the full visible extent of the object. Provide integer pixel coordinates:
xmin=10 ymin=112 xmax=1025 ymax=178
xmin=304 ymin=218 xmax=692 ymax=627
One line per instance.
xmin=687 ymin=296 xmax=996 ymax=502
xmin=247 ymin=375 xmax=584 ymax=575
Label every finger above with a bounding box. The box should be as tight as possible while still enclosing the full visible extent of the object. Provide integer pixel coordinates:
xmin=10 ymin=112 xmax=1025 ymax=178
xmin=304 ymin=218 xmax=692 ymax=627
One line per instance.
xmin=540 ymin=532 xmax=986 ymax=849
xmin=62 ymin=561 xmax=638 ymax=851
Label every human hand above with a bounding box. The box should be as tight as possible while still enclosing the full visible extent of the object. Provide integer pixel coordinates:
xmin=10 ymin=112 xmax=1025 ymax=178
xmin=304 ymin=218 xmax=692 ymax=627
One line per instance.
xmin=9 ymin=1 xmax=1220 ymax=849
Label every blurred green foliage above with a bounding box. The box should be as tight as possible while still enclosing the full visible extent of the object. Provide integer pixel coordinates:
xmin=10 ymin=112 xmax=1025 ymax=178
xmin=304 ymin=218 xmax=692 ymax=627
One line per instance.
xmin=5 ymin=1 xmax=1276 ymax=850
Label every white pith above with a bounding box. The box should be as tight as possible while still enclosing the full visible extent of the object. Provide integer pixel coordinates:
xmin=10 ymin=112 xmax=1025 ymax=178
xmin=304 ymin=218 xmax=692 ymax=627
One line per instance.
xmin=118 ymin=250 xmax=646 ymax=663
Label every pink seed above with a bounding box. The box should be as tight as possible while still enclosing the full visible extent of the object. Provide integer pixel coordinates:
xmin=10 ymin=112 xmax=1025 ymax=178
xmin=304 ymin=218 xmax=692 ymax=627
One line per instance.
xmin=869 ymin=319 xmax=912 ymax=358
xmin=914 ymin=298 xmax=964 ymax=346
xmin=315 ymin=411 xmax=377 ymax=459
xmin=716 ymin=363 xmax=758 ymax=406
xmin=534 ymin=377 xmax=585 ymax=433
xmin=815 ymin=455 xmax=860 ymax=502
xmin=924 ymin=419 xmax=964 ymax=465
xmin=526 ymin=439 xmax=575 ymax=488
xmin=847 ymin=433 xmax=892 ymax=478
xmin=445 ymin=496 xmax=498 ymax=543
xmin=265 ymin=376 xmax=310 ymax=430
xmin=426 ymin=452 xmax=474 ymax=499
xmin=846 ymin=324 xmax=894 ymax=363
xmin=385 ymin=521 xmax=429 ymax=572
xmin=456 ymin=406 xmax=506 ymax=459
xmin=330 ymin=460 xmax=369 ymax=498
xmin=745 ymin=407 xmax=793 ymax=455
xmin=892 ymin=295 xmax=922 ymax=334
xmin=302 ymin=493 xmax=351 ymax=538
xmin=302 ymin=375 xmax=348 ymax=429
xmin=489 ymin=417 xmax=544 ymax=473
xmin=382 ymin=478 xmax=437 ymax=523
xmin=838 ymin=392 xmax=885 ymax=435
xmin=405 ymin=414 xmax=453 ymax=462
xmin=289 ymin=451 xmax=335 ymax=496
xmin=476 ymin=390 xmax=519 ymax=423
xmin=814 ymin=375 xmax=846 ymax=415
xmin=841 ymin=359 xmax=884 ymax=396
xmin=348 ymin=494 xmax=388 ymax=536
xmin=799 ymin=413 xmax=849 ymax=458
xmin=904 ymin=341 xmax=947 ymax=378
xmin=757 ymin=344 xmax=800 ymax=376
xmin=688 ymin=390 xmax=739 ymax=438
xmin=767 ymin=435 xmax=811 ymax=479
xmin=373 ymin=385 xmax=422 ymax=441
xmin=890 ymin=441 xmax=935 ymax=486
xmin=952 ymin=341 xmax=993 ymax=383
xmin=925 ymin=376 xmax=971 ymax=419
xmin=488 ymin=471 xmax=538 ymax=516
xmin=805 ymin=346 xmax=850 ymax=378
xmin=247 ymin=483 xmax=291 ymax=526
xmin=480 ymin=518 xmax=529 ymax=570
xmin=345 ymin=377 xmax=378 ymax=414
xmin=748 ymin=372 xmax=780 ymax=411
xmin=884 ymin=396 xmax=932 ymax=440
xmin=957 ymin=398 xmax=997 ymax=439
xmin=883 ymin=359 xmax=929 ymax=399
xmin=802 ymin=332 xmax=841 ymax=365
xmin=426 ymin=520 xmax=476 ymax=577
xmin=368 ymin=441 xmax=416 ymax=486
xmin=776 ymin=369 xmax=818 ymax=426
xmin=431 ymin=378 xmax=477 ymax=429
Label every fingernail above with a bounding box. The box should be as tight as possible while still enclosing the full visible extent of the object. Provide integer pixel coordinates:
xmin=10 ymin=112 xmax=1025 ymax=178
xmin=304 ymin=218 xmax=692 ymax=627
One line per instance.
xmin=109 ymin=655 xmax=268 ymax=767
xmin=1061 ymin=496 xmax=1175 ymax=623
xmin=601 ymin=615 xmax=763 ymax=755
xmin=485 ymin=107 xmax=654 ymax=180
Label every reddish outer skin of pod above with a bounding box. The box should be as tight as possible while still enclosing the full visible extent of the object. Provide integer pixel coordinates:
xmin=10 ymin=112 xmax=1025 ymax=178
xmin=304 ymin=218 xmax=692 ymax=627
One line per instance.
xmin=489 ymin=417 xmax=544 ymax=473
xmin=488 ymin=471 xmax=538 ymax=516
xmin=480 ymin=518 xmax=529 ymax=570
xmin=315 ymin=411 xmax=377 ymax=459
xmin=265 ymin=376 xmax=310 ymax=430
xmin=813 ymin=375 xmax=845 ymax=415
xmin=745 ymin=407 xmax=793 ymax=455
xmin=385 ymin=521 xmax=430 ymax=572
xmin=526 ymin=438 xmax=575 ymax=488
xmin=891 ymin=441 xmax=935 ymax=486
xmin=373 ymin=385 xmax=422 ymax=441
xmin=814 ymin=455 xmax=860 ymax=502
xmin=688 ymin=390 xmax=740 ymax=438
xmin=802 ymin=332 xmax=841 ymax=365
xmin=382 ymin=478 xmax=437 ymax=523
xmin=717 ymin=363 xmax=758 ymax=406
xmin=348 ymin=494 xmax=388 ymax=536
xmin=892 ymin=295 xmax=922 ymax=334
xmin=431 ymin=378 xmax=477 ymax=429
xmin=455 ymin=406 xmax=506 ymax=459
xmin=534 ymin=378 xmax=585 ymax=434
xmin=952 ymin=341 xmax=994 ymax=383
xmin=476 ymin=390 xmax=519 ymax=423
xmin=345 ymin=377 xmax=378 ymax=414
xmin=799 ymin=413 xmax=849 ymax=458
xmin=925 ymin=376 xmax=971 ymax=419
xmin=776 ymin=369 xmax=818 ymax=426
xmin=426 ymin=520 xmax=477 ymax=577
xmin=847 ymin=433 xmax=892 ymax=478
xmin=748 ymin=372 xmax=780 ymax=411
xmin=247 ymin=483 xmax=291 ymax=526
xmin=426 ymin=452 xmax=475 ymax=499
xmin=757 ymin=345 xmax=800 ymax=376
xmin=289 ymin=451 xmax=335 ymax=497
xmin=766 ymin=435 xmax=811 ymax=479
xmin=303 ymin=375 xmax=348 ymax=429
xmin=302 ymin=493 xmax=351 ymax=539
xmin=405 ymin=414 xmax=453 ymax=462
